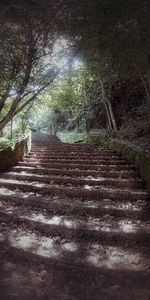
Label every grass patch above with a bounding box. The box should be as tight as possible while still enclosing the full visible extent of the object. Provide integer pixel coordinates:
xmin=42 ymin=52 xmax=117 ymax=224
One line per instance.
xmin=57 ymin=132 xmax=86 ymax=143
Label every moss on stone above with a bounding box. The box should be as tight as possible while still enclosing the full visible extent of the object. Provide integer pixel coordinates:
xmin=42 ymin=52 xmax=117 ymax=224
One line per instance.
xmin=86 ymin=134 xmax=150 ymax=192
xmin=0 ymin=133 xmax=31 ymax=171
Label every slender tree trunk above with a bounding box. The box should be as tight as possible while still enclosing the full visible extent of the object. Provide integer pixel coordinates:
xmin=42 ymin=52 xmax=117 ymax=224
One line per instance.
xmin=76 ymin=119 xmax=80 ymax=132
xmin=0 ymin=130 xmax=4 ymax=137
xmin=0 ymin=87 xmax=10 ymax=112
xmin=106 ymin=99 xmax=117 ymax=131
xmin=100 ymin=78 xmax=117 ymax=131
xmin=10 ymin=118 xmax=13 ymax=139
xmin=85 ymin=119 xmax=90 ymax=134
xmin=104 ymin=102 xmax=113 ymax=131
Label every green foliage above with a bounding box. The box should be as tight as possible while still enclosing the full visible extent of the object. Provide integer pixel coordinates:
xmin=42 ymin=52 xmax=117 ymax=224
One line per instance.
xmin=1 ymin=0 xmax=150 ymax=136
xmin=27 ymin=101 xmax=67 ymax=134
xmin=57 ymin=132 xmax=85 ymax=143
xmin=42 ymin=63 xmax=107 ymax=131
xmin=0 ymin=138 xmax=15 ymax=150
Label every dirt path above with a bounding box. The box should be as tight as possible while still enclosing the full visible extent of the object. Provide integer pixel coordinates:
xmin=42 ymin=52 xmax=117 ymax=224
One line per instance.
xmin=0 ymin=132 xmax=150 ymax=300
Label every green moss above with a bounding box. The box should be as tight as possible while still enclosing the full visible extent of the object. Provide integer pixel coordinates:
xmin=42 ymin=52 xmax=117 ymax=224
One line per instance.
xmin=86 ymin=134 xmax=150 ymax=191
xmin=0 ymin=132 xmax=31 ymax=170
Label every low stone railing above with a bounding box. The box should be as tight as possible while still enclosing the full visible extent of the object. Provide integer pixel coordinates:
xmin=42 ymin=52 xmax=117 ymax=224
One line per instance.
xmin=0 ymin=132 xmax=31 ymax=171
xmin=86 ymin=133 xmax=150 ymax=192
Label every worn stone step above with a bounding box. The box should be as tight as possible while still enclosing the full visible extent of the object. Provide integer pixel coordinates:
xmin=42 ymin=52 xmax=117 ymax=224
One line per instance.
xmin=0 ymin=222 xmax=149 ymax=273
xmin=29 ymin=149 xmax=120 ymax=156
xmin=31 ymin=145 xmax=108 ymax=150
xmin=2 ymin=172 xmax=142 ymax=188
xmin=0 ymin=178 xmax=148 ymax=201
xmin=29 ymin=151 xmax=117 ymax=157
xmin=18 ymin=161 xmax=135 ymax=171
xmin=23 ymin=157 xmax=130 ymax=166
xmin=27 ymin=153 xmax=125 ymax=161
xmin=0 ymin=190 xmax=148 ymax=220
xmin=0 ymin=205 xmax=150 ymax=247
xmin=29 ymin=145 xmax=119 ymax=151
xmin=12 ymin=165 xmax=137 ymax=179
xmin=0 ymin=240 xmax=150 ymax=300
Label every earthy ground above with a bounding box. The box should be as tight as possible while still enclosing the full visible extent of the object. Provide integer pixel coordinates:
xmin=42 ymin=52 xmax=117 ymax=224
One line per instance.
xmin=0 ymin=132 xmax=150 ymax=300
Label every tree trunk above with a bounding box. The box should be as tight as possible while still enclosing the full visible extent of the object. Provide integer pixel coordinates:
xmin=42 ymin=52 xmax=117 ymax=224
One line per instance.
xmin=85 ymin=120 xmax=91 ymax=134
xmin=10 ymin=118 xmax=13 ymax=139
xmin=0 ymin=97 xmax=19 ymax=131
xmin=0 ymin=113 xmax=13 ymax=132
xmin=0 ymin=87 xmax=10 ymax=112
xmin=104 ymin=102 xmax=113 ymax=131
xmin=106 ymin=99 xmax=117 ymax=131
xmin=100 ymin=78 xmax=117 ymax=131
xmin=76 ymin=119 xmax=80 ymax=132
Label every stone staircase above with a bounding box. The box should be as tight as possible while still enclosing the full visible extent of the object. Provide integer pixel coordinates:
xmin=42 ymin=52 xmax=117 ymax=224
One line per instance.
xmin=0 ymin=133 xmax=150 ymax=300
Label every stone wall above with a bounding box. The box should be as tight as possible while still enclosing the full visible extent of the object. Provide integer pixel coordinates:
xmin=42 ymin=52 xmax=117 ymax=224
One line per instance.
xmin=86 ymin=133 xmax=150 ymax=192
xmin=0 ymin=132 xmax=31 ymax=171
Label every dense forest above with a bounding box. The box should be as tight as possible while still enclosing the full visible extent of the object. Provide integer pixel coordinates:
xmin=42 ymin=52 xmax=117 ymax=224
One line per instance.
xmin=0 ymin=0 xmax=150 ymax=150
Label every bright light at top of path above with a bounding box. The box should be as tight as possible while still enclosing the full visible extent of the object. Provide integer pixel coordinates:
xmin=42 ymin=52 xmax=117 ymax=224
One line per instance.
xmin=53 ymin=38 xmax=68 ymax=54
xmin=42 ymin=37 xmax=84 ymax=81
xmin=73 ymin=59 xmax=83 ymax=70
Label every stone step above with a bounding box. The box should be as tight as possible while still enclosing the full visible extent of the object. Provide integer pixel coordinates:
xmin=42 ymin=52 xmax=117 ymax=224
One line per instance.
xmin=29 ymin=151 xmax=117 ymax=157
xmin=0 ymin=178 xmax=148 ymax=201
xmin=12 ymin=165 xmax=137 ymax=179
xmin=18 ymin=161 xmax=135 ymax=171
xmin=0 ymin=222 xmax=149 ymax=273
xmin=23 ymin=157 xmax=129 ymax=166
xmin=0 ymin=191 xmax=148 ymax=220
xmin=27 ymin=153 xmax=125 ymax=160
xmin=2 ymin=172 xmax=142 ymax=188
xmin=31 ymin=145 xmax=108 ymax=150
xmin=0 ymin=205 xmax=150 ymax=247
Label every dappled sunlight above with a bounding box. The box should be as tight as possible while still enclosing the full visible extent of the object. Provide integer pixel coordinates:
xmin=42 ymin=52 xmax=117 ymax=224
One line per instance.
xmin=0 ymin=228 xmax=78 ymax=259
xmin=1 ymin=226 xmax=149 ymax=272
xmin=1 ymin=198 xmax=150 ymax=235
xmin=86 ymin=245 xmax=150 ymax=271
xmin=23 ymin=214 xmax=77 ymax=229
xmin=0 ymin=187 xmax=16 ymax=195
xmin=22 ymin=193 xmax=37 ymax=198
xmin=104 ymin=202 xmax=142 ymax=211
xmin=62 ymin=242 xmax=78 ymax=252
xmin=86 ymin=177 xmax=106 ymax=182
xmin=84 ymin=185 xmax=93 ymax=191
xmin=0 ymin=178 xmax=19 ymax=184
xmin=34 ymin=182 xmax=46 ymax=188
xmin=119 ymin=221 xmax=137 ymax=233
xmin=14 ymin=166 xmax=44 ymax=170
xmin=86 ymin=217 xmax=150 ymax=234
xmin=10 ymin=231 xmax=34 ymax=249
xmin=20 ymin=172 xmax=34 ymax=176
